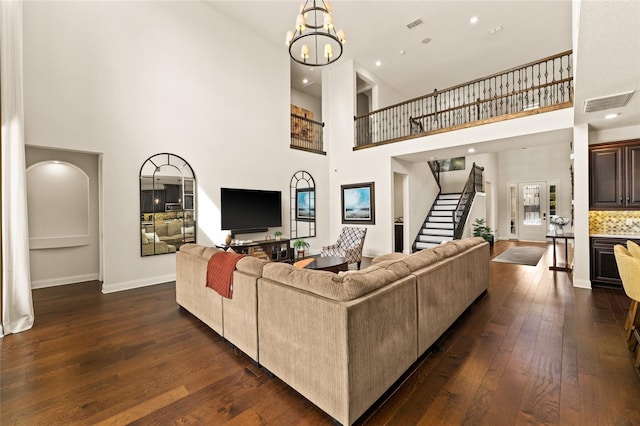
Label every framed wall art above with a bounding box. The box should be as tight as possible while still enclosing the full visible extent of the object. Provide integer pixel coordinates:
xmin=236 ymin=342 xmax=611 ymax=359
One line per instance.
xmin=295 ymin=188 xmax=315 ymax=221
xmin=341 ymin=182 xmax=375 ymax=225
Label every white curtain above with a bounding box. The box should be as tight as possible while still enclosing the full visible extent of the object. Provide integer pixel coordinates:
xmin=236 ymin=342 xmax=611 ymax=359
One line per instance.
xmin=1 ymin=0 xmax=34 ymax=335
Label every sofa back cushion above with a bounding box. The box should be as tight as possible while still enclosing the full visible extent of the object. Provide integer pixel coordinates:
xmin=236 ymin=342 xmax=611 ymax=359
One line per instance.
xmin=237 ymin=256 xmax=267 ymax=276
xmin=167 ymin=220 xmax=181 ymax=236
xmin=397 ymin=237 xmax=485 ymax=272
xmin=261 ymin=261 xmax=410 ymax=301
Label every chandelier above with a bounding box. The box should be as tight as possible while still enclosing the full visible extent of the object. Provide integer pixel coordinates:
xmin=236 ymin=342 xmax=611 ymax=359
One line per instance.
xmin=285 ymin=1 xmax=346 ymax=67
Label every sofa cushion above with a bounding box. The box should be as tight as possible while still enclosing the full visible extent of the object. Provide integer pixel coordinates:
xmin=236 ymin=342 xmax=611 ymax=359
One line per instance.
xmin=167 ymin=221 xmax=181 ymax=236
xmin=155 ymin=223 xmax=169 ymax=237
xmin=371 ymin=252 xmax=409 ymax=265
xmin=431 ymin=242 xmax=459 ymax=259
xmin=451 ymin=236 xmax=486 ymax=252
xmin=237 ymin=256 xmax=267 ymax=276
xmin=203 ymin=247 xmax=223 ymax=259
xmin=180 ymin=243 xmax=207 ymax=257
xmin=262 ymin=262 xmax=409 ymax=302
xmin=399 ymin=249 xmax=439 ymax=272
xmin=141 ymin=231 xmax=149 ymax=245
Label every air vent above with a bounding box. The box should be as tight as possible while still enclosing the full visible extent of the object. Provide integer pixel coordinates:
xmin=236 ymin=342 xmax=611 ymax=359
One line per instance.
xmin=583 ymin=90 xmax=635 ymax=113
xmin=406 ymin=18 xmax=423 ymax=29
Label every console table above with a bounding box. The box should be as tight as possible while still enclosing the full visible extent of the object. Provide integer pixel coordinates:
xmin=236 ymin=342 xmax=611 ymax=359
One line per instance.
xmin=546 ymin=232 xmax=574 ymax=272
xmin=217 ymin=238 xmax=291 ymax=262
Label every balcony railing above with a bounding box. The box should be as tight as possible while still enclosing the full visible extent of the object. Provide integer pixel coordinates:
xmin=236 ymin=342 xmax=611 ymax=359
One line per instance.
xmin=291 ymin=114 xmax=325 ymax=154
xmin=354 ymin=50 xmax=573 ymax=149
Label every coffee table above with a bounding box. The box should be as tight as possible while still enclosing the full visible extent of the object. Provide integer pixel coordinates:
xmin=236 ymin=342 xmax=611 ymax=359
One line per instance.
xmin=293 ymin=255 xmax=348 ymax=273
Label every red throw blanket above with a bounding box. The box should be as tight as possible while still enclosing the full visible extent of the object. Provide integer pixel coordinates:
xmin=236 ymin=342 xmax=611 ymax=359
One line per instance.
xmin=206 ymin=252 xmax=246 ymax=299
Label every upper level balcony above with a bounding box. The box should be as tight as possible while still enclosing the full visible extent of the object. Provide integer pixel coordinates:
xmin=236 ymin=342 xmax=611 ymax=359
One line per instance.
xmin=354 ymin=51 xmax=573 ymax=149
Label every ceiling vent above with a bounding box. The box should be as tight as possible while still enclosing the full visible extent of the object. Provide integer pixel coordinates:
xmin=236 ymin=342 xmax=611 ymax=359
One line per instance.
xmin=406 ymin=18 xmax=423 ymax=29
xmin=583 ymin=90 xmax=635 ymax=113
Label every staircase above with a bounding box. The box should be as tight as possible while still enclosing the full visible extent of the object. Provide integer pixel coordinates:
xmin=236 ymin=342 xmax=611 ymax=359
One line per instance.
xmin=414 ymin=193 xmax=460 ymax=250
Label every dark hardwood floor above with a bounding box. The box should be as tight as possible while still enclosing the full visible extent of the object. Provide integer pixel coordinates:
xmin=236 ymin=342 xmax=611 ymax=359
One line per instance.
xmin=2 ymin=240 xmax=640 ymax=425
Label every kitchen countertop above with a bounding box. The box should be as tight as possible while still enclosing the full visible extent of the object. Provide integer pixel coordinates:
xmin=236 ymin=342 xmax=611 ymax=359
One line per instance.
xmin=590 ymin=233 xmax=640 ymax=239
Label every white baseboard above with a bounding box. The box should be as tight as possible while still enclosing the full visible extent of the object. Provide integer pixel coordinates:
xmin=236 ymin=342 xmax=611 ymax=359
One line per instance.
xmin=101 ymin=274 xmax=176 ymax=294
xmin=31 ymin=273 xmax=100 ymax=289
xmin=573 ymin=278 xmax=592 ymax=289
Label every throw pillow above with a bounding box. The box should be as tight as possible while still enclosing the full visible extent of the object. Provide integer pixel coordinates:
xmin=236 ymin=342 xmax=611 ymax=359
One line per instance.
xmin=141 ymin=231 xmax=149 ymax=245
xmin=145 ymin=232 xmax=160 ymax=243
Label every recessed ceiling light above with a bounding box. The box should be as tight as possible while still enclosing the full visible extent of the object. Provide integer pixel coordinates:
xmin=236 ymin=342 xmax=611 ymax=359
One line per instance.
xmin=302 ymin=78 xmax=309 ymax=84
xmin=421 ymin=37 xmax=431 ymax=45
xmin=375 ymin=60 xmax=382 ymax=67
xmin=605 ymin=113 xmax=620 ymax=119
xmin=468 ymin=148 xmax=476 ymax=153
xmin=470 ymin=16 xmax=478 ymax=24
xmin=399 ymin=50 xmax=406 ymax=55
xmin=489 ymin=25 xmax=503 ymax=35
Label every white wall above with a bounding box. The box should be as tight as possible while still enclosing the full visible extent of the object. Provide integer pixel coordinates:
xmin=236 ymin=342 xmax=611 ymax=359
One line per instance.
xmin=290 ymin=88 xmax=322 ymax=122
xmin=354 ymin=62 xmax=405 ymax=111
xmin=438 ymin=153 xmax=494 ymax=194
xmin=496 ymin=142 xmax=572 ymax=240
xmin=25 ymin=147 xmax=100 ymax=288
xmin=23 ymin=1 xmax=329 ymax=292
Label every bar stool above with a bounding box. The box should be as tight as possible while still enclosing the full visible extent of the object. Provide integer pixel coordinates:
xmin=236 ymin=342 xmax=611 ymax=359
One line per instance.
xmin=613 ymin=244 xmax=640 ymax=367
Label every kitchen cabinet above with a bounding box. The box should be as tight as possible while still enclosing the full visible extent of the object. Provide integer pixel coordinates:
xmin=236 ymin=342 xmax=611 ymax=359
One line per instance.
xmin=590 ymin=139 xmax=640 ymax=209
xmin=590 ymin=236 xmax=640 ymax=289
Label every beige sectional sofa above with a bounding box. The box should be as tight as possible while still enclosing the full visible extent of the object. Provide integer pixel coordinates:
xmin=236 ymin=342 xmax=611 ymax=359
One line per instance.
xmin=175 ymin=237 xmax=489 ymax=425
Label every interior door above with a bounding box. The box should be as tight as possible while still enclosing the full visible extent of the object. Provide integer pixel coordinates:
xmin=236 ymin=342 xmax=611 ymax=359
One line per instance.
xmin=518 ymin=181 xmax=547 ymax=241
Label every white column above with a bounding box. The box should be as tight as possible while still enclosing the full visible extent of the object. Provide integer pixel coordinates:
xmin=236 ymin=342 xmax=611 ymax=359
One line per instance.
xmin=572 ymin=124 xmax=591 ymax=289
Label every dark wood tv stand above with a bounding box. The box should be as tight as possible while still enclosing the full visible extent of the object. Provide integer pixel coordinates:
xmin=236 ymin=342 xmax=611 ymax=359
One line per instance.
xmin=217 ymin=238 xmax=291 ymax=262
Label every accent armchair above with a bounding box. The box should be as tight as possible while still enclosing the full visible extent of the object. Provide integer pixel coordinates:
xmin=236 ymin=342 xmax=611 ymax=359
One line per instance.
xmin=321 ymin=226 xmax=367 ymax=269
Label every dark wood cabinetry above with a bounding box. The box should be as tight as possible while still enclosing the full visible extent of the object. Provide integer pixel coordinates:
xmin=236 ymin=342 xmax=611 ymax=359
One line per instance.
xmin=394 ymin=224 xmax=403 ymax=253
xmin=218 ymin=239 xmax=291 ymax=262
xmin=590 ymin=236 xmax=640 ymax=289
xmin=590 ymin=139 xmax=640 ymax=209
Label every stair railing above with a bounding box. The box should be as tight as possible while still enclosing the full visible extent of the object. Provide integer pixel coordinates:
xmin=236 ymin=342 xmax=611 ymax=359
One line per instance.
xmin=452 ymin=163 xmax=484 ymax=239
xmin=427 ymin=160 xmax=441 ymax=191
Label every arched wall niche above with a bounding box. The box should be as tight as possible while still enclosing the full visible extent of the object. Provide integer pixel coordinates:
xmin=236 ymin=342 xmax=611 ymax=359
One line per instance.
xmin=290 ymin=170 xmax=316 ymax=239
xmin=26 ymin=161 xmax=91 ymax=249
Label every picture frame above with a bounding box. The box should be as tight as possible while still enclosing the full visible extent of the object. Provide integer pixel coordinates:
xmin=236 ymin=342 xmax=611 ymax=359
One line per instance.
xmin=341 ymin=182 xmax=375 ymax=225
xmin=295 ymin=188 xmax=315 ymax=221
xmin=432 ymin=156 xmax=466 ymax=172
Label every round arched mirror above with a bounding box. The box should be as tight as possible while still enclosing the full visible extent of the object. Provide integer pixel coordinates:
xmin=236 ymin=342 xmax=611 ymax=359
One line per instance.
xmin=290 ymin=170 xmax=316 ymax=239
xmin=139 ymin=153 xmax=196 ymax=256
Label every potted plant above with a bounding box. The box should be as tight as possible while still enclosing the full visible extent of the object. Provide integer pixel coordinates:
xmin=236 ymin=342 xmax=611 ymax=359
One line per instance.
xmin=274 ymin=231 xmax=283 ymax=241
xmin=293 ymin=239 xmax=310 ymax=259
xmin=472 ymin=218 xmax=494 ymax=249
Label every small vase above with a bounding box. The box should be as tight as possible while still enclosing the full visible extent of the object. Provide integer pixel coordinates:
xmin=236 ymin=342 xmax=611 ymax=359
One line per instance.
xmin=225 ymin=233 xmax=232 ymax=245
xmin=555 ymin=225 xmax=564 ymax=235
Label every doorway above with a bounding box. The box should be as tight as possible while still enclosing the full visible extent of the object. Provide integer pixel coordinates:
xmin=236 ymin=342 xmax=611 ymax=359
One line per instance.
xmin=517 ymin=181 xmax=547 ymax=241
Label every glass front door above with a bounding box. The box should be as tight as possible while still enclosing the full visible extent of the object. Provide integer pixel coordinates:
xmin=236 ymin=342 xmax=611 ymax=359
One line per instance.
xmin=518 ymin=181 xmax=547 ymax=241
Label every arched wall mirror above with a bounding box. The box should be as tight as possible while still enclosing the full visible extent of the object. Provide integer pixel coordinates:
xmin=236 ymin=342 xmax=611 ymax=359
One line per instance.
xmin=140 ymin=153 xmax=196 ymax=256
xmin=290 ymin=170 xmax=316 ymax=239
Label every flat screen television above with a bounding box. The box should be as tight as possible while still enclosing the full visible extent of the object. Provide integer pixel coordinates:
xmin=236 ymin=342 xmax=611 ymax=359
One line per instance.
xmin=221 ymin=187 xmax=282 ymax=234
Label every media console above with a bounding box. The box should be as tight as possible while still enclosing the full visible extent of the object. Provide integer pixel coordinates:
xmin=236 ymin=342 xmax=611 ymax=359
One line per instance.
xmin=217 ymin=238 xmax=291 ymax=262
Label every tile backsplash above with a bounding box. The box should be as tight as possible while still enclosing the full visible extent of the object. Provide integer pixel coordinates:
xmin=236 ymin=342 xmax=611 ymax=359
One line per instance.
xmin=589 ymin=210 xmax=640 ymax=235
